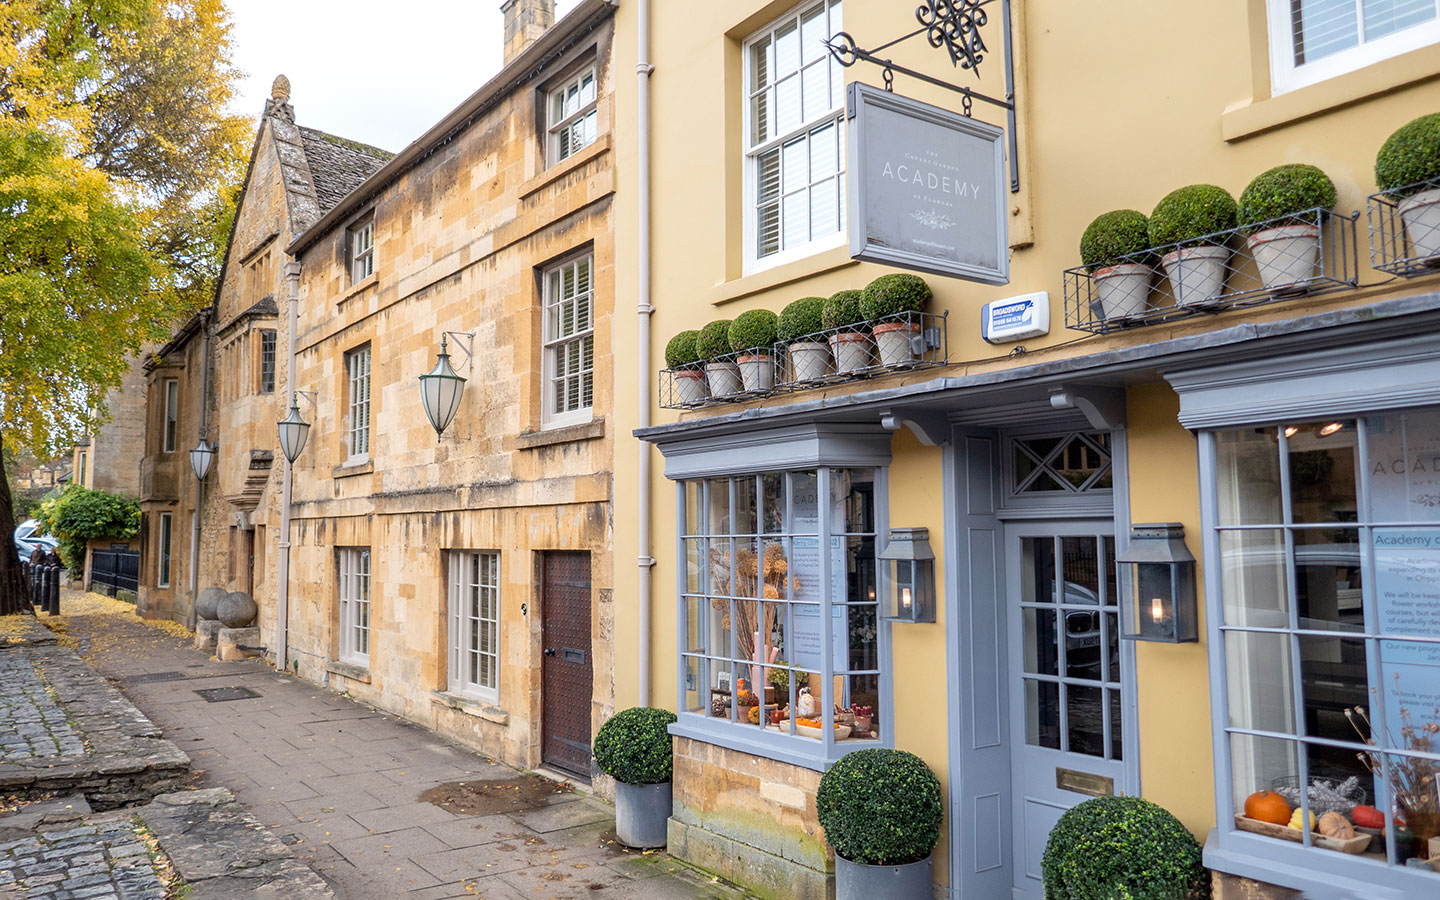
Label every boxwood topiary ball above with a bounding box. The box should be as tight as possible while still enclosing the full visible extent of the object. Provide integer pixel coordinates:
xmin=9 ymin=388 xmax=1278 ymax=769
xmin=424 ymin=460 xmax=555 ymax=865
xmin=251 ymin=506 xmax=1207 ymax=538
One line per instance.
xmin=1041 ymin=796 xmax=1209 ymax=900
xmin=778 ymin=297 xmax=826 ymax=343
xmin=1148 ymin=184 xmax=1237 ymax=248
xmin=696 ymin=320 xmax=733 ymax=360
xmin=664 ymin=330 xmax=702 ymax=370
xmin=1079 ymin=209 xmax=1151 ymax=271
xmin=592 ymin=707 xmax=677 ymax=785
xmin=728 ymin=308 xmax=779 ymax=353
xmin=1376 ymin=112 xmax=1440 ymax=197
xmin=1238 ymin=163 xmax=1337 ymax=231
xmin=821 ymin=289 xmax=866 ymax=331
xmin=859 ymin=273 xmax=932 ymax=323
xmin=816 ymin=748 xmax=943 ymax=866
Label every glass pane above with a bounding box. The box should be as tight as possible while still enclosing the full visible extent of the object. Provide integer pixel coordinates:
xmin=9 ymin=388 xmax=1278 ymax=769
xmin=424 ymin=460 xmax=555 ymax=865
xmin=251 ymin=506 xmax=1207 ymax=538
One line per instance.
xmin=1299 ymin=635 xmax=1369 ymax=743
xmin=1105 ymin=611 xmax=1120 ymax=683
xmin=843 ymin=673 xmax=879 ymax=742
xmin=1287 ymin=420 xmax=1358 ymax=524
xmin=1230 ymin=733 xmax=1298 ymax=815
xmin=1108 ymin=689 xmax=1124 ymax=761
xmin=1292 ymin=0 xmax=1359 ymax=65
xmin=801 ymin=60 xmax=829 ymax=121
xmin=1064 ymin=607 xmax=1102 ymax=681
xmin=1216 ymin=428 xmax=1282 ymax=525
xmin=839 ymin=468 xmax=873 ymax=533
xmin=844 ymin=602 xmax=877 ymax=670
xmin=1067 ymin=685 xmax=1104 ymax=757
xmin=734 ymin=476 xmax=758 ymax=535
xmin=1025 ymin=679 xmax=1060 ymax=749
xmin=733 ymin=539 xmax=760 ymax=598
xmin=800 ymin=3 xmax=827 ymax=62
xmin=810 ymin=175 xmax=835 ymax=238
xmin=709 ymin=661 xmax=735 ymax=720
xmin=1103 ymin=536 xmax=1118 ymax=607
xmin=1364 ymin=0 xmax=1438 ymax=40
xmin=1061 ymin=537 xmax=1101 ymax=603
xmin=1053 ymin=437 xmax=1106 ymax=488
xmin=1226 ymin=630 xmax=1297 ymax=735
xmin=762 ymin=473 xmax=785 ymax=534
xmin=1379 ymin=749 xmax=1440 ymax=853
xmin=1378 ymin=638 xmax=1440 ymax=752
xmin=1373 ymin=526 xmax=1440 ymax=636
xmin=1366 ymin=407 xmax=1440 ymax=523
xmin=790 ymin=471 xmax=819 ymax=532
xmin=750 ymin=34 xmax=770 ymax=92
xmin=1294 ymin=527 xmax=1364 ymax=632
xmin=774 ymin=19 xmax=800 ymax=76
xmin=1022 ymin=608 xmax=1058 ymax=676
xmin=1220 ymin=529 xmax=1290 ymax=628
xmin=751 ymin=91 xmax=770 ymax=146
xmin=683 ymin=656 xmax=703 ymax=714
xmin=685 ymin=595 xmax=705 ymax=652
xmin=775 ymin=73 xmax=801 ymax=133
xmin=706 ymin=478 xmax=731 ymax=535
xmin=1021 ymin=537 xmax=1057 ymax=605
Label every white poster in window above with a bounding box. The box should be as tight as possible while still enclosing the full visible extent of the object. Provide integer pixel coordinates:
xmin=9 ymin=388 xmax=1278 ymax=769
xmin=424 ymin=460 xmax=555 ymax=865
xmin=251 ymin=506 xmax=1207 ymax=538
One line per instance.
xmin=790 ymin=536 xmax=848 ymax=674
xmin=1366 ymin=409 xmax=1440 ymax=522
xmin=1373 ymin=528 xmax=1440 ymax=741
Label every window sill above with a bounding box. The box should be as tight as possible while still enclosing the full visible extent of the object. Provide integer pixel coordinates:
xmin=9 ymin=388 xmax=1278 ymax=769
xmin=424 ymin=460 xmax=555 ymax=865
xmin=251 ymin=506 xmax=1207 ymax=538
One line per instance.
xmin=708 ymin=246 xmax=859 ymax=308
xmin=1204 ymin=827 xmax=1438 ymax=898
xmin=430 ymin=690 xmax=508 ymax=725
xmin=328 ymin=660 xmax=371 ymax=683
xmin=332 ymin=459 xmax=373 ymax=478
xmin=516 ymin=417 xmax=605 ymax=449
xmin=669 ymin=715 xmax=883 ymax=773
xmin=519 ymin=134 xmax=612 ymax=200
xmin=1222 ymin=42 xmax=1440 ymax=142
xmin=338 ymin=274 xmax=379 ymax=306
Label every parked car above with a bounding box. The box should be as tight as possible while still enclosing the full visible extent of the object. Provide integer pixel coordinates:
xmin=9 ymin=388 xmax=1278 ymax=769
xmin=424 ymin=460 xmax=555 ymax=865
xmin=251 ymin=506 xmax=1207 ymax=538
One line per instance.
xmin=14 ymin=519 xmax=58 ymax=563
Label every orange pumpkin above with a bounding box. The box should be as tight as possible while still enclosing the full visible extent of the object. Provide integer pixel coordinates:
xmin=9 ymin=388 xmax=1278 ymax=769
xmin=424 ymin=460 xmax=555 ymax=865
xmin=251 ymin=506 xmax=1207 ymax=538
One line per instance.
xmin=1244 ymin=790 xmax=1292 ymax=825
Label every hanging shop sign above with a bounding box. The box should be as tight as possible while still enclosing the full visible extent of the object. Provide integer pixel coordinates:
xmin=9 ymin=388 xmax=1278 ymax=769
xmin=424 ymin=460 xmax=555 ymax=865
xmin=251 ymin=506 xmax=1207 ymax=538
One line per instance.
xmin=847 ymin=82 xmax=1009 ymax=285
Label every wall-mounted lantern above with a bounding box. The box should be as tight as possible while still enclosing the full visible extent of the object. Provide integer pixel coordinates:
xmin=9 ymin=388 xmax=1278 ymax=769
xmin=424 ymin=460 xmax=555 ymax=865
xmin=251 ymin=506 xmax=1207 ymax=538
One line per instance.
xmin=419 ymin=335 xmax=466 ymax=439
xmin=879 ymin=527 xmax=935 ymax=623
xmin=189 ymin=439 xmax=216 ymax=480
xmin=276 ymin=395 xmax=312 ymax=464
xmin=1117 ymin=522 xmax=1197 ymax=643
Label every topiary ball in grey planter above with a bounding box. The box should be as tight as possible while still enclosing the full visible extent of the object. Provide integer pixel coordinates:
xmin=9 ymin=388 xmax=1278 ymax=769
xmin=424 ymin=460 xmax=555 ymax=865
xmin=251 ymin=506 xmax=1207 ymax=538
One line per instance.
xmin=196 ymin=587 xmax=226 ymax=621
xmin=217 ymin=591 xmax=258 ymax=628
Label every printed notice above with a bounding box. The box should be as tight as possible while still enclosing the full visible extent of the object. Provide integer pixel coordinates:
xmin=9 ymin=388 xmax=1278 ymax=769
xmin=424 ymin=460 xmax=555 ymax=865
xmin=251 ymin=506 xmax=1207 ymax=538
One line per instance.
xmin=1374 ymin=528 xmax=1440 ymax=738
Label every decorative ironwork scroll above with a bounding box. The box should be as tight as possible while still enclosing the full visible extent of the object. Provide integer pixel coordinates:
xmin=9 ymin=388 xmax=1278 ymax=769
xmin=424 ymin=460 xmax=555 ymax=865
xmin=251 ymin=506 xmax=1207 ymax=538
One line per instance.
xmin=917 ymin=0 xmax=989 ymax=72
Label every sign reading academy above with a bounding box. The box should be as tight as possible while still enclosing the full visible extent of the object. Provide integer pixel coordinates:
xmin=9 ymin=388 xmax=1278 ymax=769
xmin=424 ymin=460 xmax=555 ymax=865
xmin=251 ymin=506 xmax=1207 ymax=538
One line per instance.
xmin=847 ymin=82 xmax=1009 ymax=285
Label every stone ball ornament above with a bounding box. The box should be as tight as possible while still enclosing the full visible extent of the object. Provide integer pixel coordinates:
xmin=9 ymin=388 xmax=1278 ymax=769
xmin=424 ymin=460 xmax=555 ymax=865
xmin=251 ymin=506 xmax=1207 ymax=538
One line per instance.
xmin=196 ymin=587 xmax=226 ymax=622
xmin=218 ymin=591 xmax=258 ymax=629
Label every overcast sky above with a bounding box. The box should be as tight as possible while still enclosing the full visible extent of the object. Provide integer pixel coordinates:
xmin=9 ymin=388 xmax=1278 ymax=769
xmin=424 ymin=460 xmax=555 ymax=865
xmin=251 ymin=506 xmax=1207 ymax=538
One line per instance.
xmin=227 ymin=0 xmax=584 ymax=152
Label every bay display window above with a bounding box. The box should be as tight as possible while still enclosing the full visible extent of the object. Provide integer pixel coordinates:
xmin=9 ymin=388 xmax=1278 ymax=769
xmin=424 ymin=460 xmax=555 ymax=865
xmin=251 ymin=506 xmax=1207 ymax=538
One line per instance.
xmin=1210 ymin=408 xmax=1440 ymax=880
xmin=743 ymin=0 xmax=846 ymax=272
xmin=678 ymin=467 xmax=885 ymax=764
xmin=1267 ymin=0 xmax=1440 ymax=94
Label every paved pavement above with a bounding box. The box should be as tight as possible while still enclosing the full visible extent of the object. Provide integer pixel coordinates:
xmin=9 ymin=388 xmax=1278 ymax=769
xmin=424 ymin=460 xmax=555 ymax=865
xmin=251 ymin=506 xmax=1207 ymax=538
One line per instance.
xmin=52 ymin=595 xmax=751 ymax=900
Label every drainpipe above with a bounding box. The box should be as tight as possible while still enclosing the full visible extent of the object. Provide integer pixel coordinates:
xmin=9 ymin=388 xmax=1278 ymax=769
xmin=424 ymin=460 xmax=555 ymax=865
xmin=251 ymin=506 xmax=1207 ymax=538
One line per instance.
xmin=277 ymin=261 xmax=301 ymax=672
xmin=187 ymin=308 xmax=213 ymax=631
xmin=636 ymin=0 xmax=655 ymax=707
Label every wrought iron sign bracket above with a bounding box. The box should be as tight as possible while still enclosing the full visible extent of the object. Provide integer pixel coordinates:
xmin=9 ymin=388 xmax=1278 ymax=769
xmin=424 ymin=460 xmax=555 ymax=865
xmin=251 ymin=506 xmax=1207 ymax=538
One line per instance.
xmin=826 ymin=0 xmax=1020 ymax=192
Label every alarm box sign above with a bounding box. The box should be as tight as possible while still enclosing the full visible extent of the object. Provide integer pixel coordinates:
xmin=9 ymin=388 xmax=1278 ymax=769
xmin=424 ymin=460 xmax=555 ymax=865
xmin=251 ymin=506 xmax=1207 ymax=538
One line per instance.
xmin=847 ymin=82 xmax=1009 ymax=285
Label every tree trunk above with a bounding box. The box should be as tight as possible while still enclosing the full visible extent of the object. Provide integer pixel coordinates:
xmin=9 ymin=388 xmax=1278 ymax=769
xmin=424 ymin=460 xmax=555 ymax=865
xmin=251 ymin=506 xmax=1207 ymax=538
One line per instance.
xmin=0 ymin=437 xmax=33 ymax=616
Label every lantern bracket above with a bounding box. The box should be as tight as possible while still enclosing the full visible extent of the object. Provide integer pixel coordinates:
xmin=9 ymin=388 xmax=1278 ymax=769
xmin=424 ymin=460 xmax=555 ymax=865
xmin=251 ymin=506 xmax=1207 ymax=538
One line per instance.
xmin=292 ymin=390 xmax=319 ymax=410
xmin=442 ymin=331 xmax=475 ymax=375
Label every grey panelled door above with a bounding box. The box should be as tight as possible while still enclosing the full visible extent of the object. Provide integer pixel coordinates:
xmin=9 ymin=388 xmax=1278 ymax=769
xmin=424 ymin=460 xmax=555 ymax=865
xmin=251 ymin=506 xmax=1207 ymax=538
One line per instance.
xmin=541 ymin=551 xmax=593 ymax=778
xmin=1007 ymin=523 xmax=1125 ymax=900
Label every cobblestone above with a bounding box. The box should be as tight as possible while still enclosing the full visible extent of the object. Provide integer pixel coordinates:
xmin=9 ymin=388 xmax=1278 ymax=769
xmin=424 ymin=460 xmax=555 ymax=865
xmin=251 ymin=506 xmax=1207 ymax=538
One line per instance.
xmin=0 ymin=654 xmax=85 ymax=762
xmin=0 ymin=817 xmax=165 ymax=900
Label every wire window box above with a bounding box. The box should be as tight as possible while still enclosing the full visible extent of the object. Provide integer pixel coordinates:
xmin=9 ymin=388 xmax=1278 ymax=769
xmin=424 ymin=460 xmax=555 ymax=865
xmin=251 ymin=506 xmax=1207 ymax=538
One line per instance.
xmin=1063 ymin=208 xmax=1360 ymax=335
xmin=1367 ymin=178 xmax=1440 ymax=278
xmin=657 ymin=311 xmax=949 ymax=411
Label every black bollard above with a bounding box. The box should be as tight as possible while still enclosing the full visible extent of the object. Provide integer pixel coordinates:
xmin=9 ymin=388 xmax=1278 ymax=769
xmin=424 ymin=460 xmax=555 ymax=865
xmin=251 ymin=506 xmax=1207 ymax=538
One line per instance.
xmin=31 ymin=563 xmax=42 ymax=610
xmin=46 ymin=565 xmax=60 ymax=615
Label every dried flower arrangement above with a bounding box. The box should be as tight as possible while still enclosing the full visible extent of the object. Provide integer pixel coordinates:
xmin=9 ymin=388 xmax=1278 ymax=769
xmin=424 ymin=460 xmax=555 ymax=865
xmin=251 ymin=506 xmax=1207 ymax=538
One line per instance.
xmin=1347 ymin=691 xmax=1440 ymax=849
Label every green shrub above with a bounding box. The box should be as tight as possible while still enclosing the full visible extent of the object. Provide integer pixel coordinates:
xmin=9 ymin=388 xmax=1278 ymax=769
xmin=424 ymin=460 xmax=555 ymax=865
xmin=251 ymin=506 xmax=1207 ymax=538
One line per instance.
xmin=696 ymin=320 xmax=733 ymax=360
xmin=1375 ymin=112 xmax=1440 ymax=197
xmin=860 ymin=273 xmax=932 ymax=323
xmin=1079 ymin=210 xmax=1151 ymax=271
xmin=821 ymin=289 xmax=867 ymax=331
xmin=664 ymin=330 xmax=702 ymax=370
xmin=34 ymin=484 xmax=140 ymax=578
xmin=816 ymin=748 xmax=942 ymax=866
xmin=728 ymin=308 xmax=779 ymax=353
xmin=778 ymin=297 xmax=826 ymax=343
xmin=1041 ymin=796 xmax=1210 ymax=900
xmin=592 ymin=707 xmax=677 ymax=785
xmin=1238 ymin=164 xmax=1337 ymax=231
xmin=1148 ymin=184 xmax=1237 ymax=248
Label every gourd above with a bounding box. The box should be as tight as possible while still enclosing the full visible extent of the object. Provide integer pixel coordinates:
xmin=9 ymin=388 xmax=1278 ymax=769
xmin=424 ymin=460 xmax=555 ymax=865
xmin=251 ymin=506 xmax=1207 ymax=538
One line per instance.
xmin=1351 ymin=805 xmax=1384 ymax=829
xmin=1287 ymin=808 xmax=1316 ymax=831
xmin=1318 ymin=811 xmax=1355 ymax=839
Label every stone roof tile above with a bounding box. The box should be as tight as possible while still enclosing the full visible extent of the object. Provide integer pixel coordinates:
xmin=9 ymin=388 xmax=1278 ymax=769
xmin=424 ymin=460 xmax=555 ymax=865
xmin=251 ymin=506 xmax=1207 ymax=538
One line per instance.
xmin=298 ymin=127 xmax=393 ymax=214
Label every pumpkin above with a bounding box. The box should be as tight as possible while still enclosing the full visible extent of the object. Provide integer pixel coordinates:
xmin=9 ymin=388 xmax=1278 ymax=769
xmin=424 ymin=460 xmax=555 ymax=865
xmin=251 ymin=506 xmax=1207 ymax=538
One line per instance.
xmin=1287 ymin=808 xmax=1316 ymax=831
xmin=1318 ymin=811 xmax=1355 ymax=839
xmin=1351 ymin=805 xmax=1384 ymax=829
xmin=1244 ymin=790 xmax=1292 ymax=825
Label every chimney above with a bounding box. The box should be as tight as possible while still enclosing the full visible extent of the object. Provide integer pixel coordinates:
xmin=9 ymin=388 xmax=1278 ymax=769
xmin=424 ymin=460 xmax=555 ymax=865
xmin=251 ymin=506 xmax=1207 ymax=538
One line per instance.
xmin=501 ymin=0 xmax=554 ymax=65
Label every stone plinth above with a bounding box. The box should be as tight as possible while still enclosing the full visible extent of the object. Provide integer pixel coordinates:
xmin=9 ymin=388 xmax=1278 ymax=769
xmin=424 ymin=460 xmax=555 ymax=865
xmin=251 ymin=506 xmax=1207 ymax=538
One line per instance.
xmin=1212 ymin=872 xmax=1303 ymax=899
xmin=217 ymin=627 xmax=262 ymax=662
xmin=195 ymin=619 xmax=222 ymax=652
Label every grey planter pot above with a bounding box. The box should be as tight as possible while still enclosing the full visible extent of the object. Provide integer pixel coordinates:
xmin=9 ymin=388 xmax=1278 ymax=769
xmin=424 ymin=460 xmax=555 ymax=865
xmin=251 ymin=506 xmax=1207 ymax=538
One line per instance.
xmin=614 ymin=780 xmax=671 ymax=849
xmin=835 ymin=854 xmax=932 ymax=900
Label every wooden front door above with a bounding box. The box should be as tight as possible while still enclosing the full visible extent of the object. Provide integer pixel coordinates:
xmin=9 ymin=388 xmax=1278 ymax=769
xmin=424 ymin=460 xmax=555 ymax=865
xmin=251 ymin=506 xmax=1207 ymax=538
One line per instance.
xmin=541 ymin=552 xmax=593 ymax=777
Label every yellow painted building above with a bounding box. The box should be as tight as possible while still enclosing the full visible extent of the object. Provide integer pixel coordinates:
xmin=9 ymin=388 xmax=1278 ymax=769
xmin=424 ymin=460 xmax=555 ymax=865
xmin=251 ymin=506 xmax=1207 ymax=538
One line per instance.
xmin=609 ymin=2 xmax=1440 ymax=898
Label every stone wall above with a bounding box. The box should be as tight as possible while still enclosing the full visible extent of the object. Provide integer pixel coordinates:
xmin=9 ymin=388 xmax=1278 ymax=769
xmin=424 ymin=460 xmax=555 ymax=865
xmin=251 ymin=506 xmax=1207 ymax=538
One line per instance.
xmin=1211 ymin=871 xmax=1304 ymax=899
xmin=88 ymin=352 xmax=149 ymax=497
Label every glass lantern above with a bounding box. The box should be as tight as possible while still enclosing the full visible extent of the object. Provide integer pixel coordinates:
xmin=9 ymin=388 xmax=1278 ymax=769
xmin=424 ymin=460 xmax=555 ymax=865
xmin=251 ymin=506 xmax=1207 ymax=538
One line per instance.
xmin=1117 ymin=522 xmax=1197 ymax=643
xmin=419 ymin=335 xmax=466 ymax=439
xmin=879 ymin=527 xmax=935 ymax=623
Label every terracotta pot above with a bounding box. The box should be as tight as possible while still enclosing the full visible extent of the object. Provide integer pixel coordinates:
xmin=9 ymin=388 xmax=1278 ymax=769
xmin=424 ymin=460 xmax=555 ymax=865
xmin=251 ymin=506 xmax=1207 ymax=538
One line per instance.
xmin=787 ymin=340 xmax=832 ymax=381
xmin=672 ymin=369 xmax=708 ymax=404
xmin=1399 ymin=187 xmax=1440 ymax=264
xmin=704 ymin=360 xmax=742 ymax=397
xmin=828 ymin=331 xmax=874 ymax=374
xmin=737 ymin=353 xmax=775 ymax=392
xmin=1247 ymin=224 xmax=1320 ymax=296
xmin=1160 ymin=245 xmax=1230 ymax=308
xmin=873 ymin=321 xmax=922 ymax=367
xmin=1091 ymin=263 xmax=1152 ymax=321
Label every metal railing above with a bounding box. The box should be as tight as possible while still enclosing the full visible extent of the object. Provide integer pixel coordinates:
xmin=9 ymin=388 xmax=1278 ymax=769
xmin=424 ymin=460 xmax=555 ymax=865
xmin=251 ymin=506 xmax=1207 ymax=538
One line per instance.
xmin=1367 ymin=178 xmax=1440 ymax=278
xmin=1063 ymin=208 xmax=1360 ymax=335
xmin=90 ymin=549 xmax=139 ymax=598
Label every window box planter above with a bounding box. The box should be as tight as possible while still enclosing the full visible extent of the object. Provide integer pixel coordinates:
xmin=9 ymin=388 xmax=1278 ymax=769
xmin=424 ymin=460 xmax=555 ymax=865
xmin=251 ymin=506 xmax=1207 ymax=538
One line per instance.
xmin=1368 ymin=179 xmax=1440 ymax=276
xmin=705 ymin=359 xmax=743 ymax=397
xmin=672 ymin=369 xmax=708 ymax=405
xmin=736 ymin=351 xmax=776 ymax=392
xmin=873 ymin=319 xmax=924 ymax=367
xmin=1092 ymin=263 xmax=1153 ymax=321
xmin=829 ymin=331 xmax=873 ymax=375
xmin=1161 ymin=245 xmax=1231 ymax=307
xmin=1247 ymin=224 xmax=1321 ymax=296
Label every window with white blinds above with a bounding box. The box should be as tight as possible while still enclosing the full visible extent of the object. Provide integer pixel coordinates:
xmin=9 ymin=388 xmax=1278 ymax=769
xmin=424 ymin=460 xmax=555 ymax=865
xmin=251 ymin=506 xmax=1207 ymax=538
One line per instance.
xmin=542 ymin=255 xmax=594 ymax=428
xmin=549 ymin=69 xmax=598 ymax=165
xmin=346 ymin=346 xmax=371 ymax=461
xmin=448 ymin=551 xmax=500 ymax=701
xmin=743 ymin=0 xmax=846 ymax=273
xmin=339 ymin=547 xmax=371 ymax=665
xmin=1268 ymin=0 xmax=1440 ymax=93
